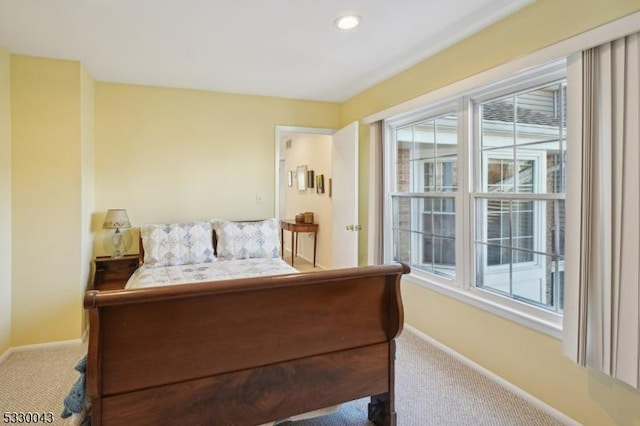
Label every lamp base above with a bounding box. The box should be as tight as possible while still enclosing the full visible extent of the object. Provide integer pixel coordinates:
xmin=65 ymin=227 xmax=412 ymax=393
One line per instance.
xmin=111 ymin=230 xmax=124 ymax=258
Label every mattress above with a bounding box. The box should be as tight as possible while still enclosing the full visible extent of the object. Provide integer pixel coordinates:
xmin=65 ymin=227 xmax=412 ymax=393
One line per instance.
xmin=125 ymin=257 xmax=299 ymax=289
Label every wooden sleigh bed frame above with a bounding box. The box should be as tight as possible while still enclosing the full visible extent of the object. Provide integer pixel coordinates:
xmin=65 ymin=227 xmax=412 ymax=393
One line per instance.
xmin=84 ymin=262 xmax=409 ymax=425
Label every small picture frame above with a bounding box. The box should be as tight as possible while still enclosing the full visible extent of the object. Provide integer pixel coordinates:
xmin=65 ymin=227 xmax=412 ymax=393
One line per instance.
xmin=296 ymin=165 xmax=307 ymax=190
xmin=307 ymin=170 xmax=315 ymax=188
xmin=316 ymin=174 xmax=325 ymax=194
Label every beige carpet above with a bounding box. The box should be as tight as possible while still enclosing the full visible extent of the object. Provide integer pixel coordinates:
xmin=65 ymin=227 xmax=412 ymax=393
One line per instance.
xmin=295 ymin=330 xmax=568 ymax=426
xmin=0 ymin=343 xmax=86 ymax=425
xmin=0 ymin=329 xmax=569 ymax=425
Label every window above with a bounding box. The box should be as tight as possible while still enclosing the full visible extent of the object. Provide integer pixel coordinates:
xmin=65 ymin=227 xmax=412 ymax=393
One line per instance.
xmin=475 ymin=81 xmax=566 ymax=311
xmin=386 ymin=62 xmax=566 ymax=320
xmin=391 ymin=111 xmax=459 ymax=279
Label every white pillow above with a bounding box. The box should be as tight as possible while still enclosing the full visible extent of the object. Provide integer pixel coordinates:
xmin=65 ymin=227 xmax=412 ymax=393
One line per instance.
xmin=140 ymin=221 xmax=215 ymax=268
xmin=212 ymin=218 xmax=280 ymax=260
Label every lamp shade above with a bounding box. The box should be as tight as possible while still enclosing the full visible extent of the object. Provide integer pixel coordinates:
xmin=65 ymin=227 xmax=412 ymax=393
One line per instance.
xmin=103 ymin=209 xmax=131 ymax=230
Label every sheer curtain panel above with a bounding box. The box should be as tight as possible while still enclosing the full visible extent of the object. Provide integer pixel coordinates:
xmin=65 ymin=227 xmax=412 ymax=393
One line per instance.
xmin=563 ymin=32 xmax=640 ymax=389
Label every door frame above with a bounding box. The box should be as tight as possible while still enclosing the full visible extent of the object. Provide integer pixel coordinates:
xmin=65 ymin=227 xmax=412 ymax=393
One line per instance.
xmin=274 ymin=126 xmax=336 ymax=220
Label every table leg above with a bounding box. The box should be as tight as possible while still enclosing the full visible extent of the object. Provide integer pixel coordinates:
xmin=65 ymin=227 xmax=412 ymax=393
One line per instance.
xmin=313 ymin=231 xmax=317 ymax=267
xmin=280 ymin=228 xmax=284 ymax=260
xmin=291 ymin=231 xmax=295 ymax=267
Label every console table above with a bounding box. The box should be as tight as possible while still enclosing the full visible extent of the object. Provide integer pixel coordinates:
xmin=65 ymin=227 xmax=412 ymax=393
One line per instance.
xmin=280 ymin=219 xmax=318 ymax=267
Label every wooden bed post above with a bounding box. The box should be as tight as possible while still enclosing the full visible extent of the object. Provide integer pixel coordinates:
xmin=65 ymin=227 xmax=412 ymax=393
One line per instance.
xmin=368 ymin=339 xmax=398 ymax=426
xmin=84 ymin=295 xmax=102 ymax=424
xmin=368 ymin=265 xmax=406 ymax=426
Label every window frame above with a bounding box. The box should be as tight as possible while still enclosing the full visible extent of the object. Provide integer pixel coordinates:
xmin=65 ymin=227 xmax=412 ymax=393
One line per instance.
xmin=385 ymin=100 xmax=465 ymax=288
xmin=384 ymin=60 xmax=567 ymax=337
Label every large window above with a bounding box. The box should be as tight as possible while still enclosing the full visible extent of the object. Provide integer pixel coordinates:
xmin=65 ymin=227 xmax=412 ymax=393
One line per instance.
xmin=475 ymin=81 xmax=566 ymax=310
xmin=392 ymin=111 xmax=459 ymax=279
xmin=386 ymin=63 xmax=566 ymax=317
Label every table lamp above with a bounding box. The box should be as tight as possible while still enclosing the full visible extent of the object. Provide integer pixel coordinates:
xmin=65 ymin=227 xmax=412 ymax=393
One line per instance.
xmin=103 ymin=209 xmax=131 ymax=258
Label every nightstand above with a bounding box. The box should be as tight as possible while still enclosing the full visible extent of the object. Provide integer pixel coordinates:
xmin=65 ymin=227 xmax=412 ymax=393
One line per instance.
xmin=92 ymin=254 xmax=139 ymax=291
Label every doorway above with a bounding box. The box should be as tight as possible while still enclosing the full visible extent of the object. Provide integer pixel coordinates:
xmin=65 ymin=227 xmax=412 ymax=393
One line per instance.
xmin=274 ymin=123 xmax=359 ymax=269
xmin=275 ymin=127 xmax=333 ymax=269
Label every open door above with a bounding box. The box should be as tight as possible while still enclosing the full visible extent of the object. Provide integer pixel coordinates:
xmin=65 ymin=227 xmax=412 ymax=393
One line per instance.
xmin=331 ymin=122 xmax=359 ymax=268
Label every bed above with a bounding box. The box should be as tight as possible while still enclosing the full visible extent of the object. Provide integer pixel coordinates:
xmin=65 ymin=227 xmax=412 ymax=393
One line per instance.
xmin=126 ymin=219 xmax=300 ymax=289
xmin=83 ymin=219 xmax=409 ymax=425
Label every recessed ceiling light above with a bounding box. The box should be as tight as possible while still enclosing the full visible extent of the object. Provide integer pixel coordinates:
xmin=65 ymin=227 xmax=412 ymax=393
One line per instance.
xmin=334 ymin=15 xmax=361 ymax=30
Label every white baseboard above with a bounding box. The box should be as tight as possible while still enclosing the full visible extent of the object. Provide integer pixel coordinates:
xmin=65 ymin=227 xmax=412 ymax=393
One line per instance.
xmin=11 ymin=338 xmax=83 ymax=353
xmin=282 ymin=249 xmax=326 ymax=270
xmin=0 ymin=347 xmax=11 ymax=365
xmin=403 ymin=323 xmax=580 ymax=426
xmin=0 ymin=338 xmax=83 ymax=366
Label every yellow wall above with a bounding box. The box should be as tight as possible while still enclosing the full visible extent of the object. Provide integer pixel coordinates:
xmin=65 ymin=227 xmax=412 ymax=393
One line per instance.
xmin=93 ymin=83 xmax=341 ymax=256
xmin=4 ymin=63 xmax=340 ymax=347
xmin=3 ymin=0 xmax=640 ymax=422
xmin=339 ymin=1 xmax=640 ymax=425
xmin=343 ymin=0 xmax=640 ymax=123
xmin=0 ymin=47 xmax=11 ymax=354
xmin=10 ymin=55 xmax=86 ymax=346
xmin=345 ymin=0 xmax=640 ymax=265
xmin=282 ymin=134 xmax=332 ymax=268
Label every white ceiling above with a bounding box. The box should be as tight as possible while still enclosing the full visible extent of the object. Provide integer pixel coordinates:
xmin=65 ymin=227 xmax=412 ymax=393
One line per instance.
xmin=0 ymin=0 xmax=533 ymax=102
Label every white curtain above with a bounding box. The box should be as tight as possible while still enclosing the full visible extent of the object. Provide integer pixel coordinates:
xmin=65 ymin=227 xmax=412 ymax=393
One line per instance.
xmin=563 ymin=32 xmax=640 ymax=388
xmin=367 ymin=121 xmax=384 ymax=265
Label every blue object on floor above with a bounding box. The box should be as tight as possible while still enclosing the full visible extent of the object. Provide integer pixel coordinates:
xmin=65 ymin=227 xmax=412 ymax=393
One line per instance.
xmin=61 ymin=355 xmax=88 ymax=421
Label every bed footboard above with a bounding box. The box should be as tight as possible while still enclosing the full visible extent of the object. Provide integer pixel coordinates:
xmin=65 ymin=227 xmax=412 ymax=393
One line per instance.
xmin=84 ymin=263 xmax=409 ymax=426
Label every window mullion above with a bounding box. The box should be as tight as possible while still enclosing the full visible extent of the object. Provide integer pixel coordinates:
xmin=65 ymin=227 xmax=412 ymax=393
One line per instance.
xmin=513 ymin=95 xmax=518 ymax=194
xmin=553 ymin=198 xmax=561 ymax=311
xmin=508 ymin=199 xmax=514 ymax=296
xmin=459 ymin=97 xmax=471 ymax=289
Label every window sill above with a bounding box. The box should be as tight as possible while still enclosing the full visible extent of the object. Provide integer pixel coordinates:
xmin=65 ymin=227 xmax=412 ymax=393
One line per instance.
xmin=402 ymin=273 xmax=563 ymax=339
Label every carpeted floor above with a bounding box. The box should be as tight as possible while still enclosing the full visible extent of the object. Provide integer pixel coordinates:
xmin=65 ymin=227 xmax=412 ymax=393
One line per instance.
xmin=0 ymin=343 xmax=86 ymax=425
xmin=295 ymin=329 xmax=568 ymax=426
xmin=0 ymin=329 xmax=569 ymax=425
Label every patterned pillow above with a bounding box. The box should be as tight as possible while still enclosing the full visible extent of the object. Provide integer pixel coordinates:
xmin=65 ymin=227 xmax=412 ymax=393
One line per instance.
xmin=212 ymin=218 xmax=280 ymax=260
xmin=140 ymin=222 xmax=215 ymax=268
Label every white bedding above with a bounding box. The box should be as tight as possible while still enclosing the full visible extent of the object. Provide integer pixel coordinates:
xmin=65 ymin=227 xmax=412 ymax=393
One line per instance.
xmin=125 ymin=257 xmax=299 ymax=289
